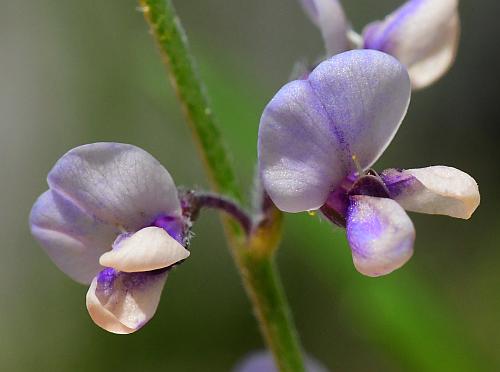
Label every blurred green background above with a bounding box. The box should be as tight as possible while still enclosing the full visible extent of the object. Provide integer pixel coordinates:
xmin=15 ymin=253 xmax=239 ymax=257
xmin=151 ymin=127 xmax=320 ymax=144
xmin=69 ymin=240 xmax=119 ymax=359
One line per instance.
xmin=1 ymin=0 xmax=498 ymax=370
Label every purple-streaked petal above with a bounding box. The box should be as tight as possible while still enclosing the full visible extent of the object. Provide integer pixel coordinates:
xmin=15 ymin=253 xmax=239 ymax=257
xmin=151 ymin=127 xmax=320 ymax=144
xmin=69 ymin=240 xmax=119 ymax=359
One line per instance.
xmin=258 ymin=79 xmax=345 ymax=212
xmin=47 ymin=143 xmax=181 ymax=232
xmin=308 ymin=50 xmax=411 ymax=171
xmin=362 ymin=0 xmax=460 ymax=89
xmin=381 ymin=166 xmax=480 ymax=219
xmin=99 ymin=227 xmax=190 ymax=272
xmin=233 ymin=350 xmax=329 ymax=372
xmin=86 ymin=268 xmax=167 ymax=334
xmin=347 ymin=195 xmax=415 ymax=277
xmin=299 ymin=0 xmax=350 ymax=55
xmin=258 ymin=50 xmax=410 ymax=212
xmin=30 ymin=190 xmax=119 ymax=284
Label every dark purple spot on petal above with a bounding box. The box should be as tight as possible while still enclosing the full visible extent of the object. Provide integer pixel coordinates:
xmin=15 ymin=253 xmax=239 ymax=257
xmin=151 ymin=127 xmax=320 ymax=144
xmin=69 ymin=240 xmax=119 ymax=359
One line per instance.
xmin=112 ymin=232 xmax=133 ymax=250
xmin=97 ymin=267 xmax=118 ymax=296
xmin=348 ymin=175 xmax=390 ymax=198
xmin=321 ymin=186 xmax=350 ymax=227
xmin=96 ymin=267 xmax=167 ymax=301
xmin=380 ymin=168 xmax=416 ymax=198
xmin=151 ymin=214 xmax=185 ymax=244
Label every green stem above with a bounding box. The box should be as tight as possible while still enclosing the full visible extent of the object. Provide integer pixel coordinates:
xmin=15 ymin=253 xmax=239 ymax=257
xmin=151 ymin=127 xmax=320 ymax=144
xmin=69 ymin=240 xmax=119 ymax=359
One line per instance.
xmin=139 ymin=1 xmax=305 ymax=370
xmin=240 ymin=253 xmax=305 ymax=372
xmin=139 ymin=0 xmax=240 ymax=201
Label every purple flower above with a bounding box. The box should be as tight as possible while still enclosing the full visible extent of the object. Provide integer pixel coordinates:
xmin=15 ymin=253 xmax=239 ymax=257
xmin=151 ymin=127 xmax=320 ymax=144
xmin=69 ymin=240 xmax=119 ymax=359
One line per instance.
xmin=258 ymin=49 xmax=479 ymax=277
xmin=30 ymin=143 xmax=190 ymax=333
xmin=300 ymin=0 xmax=350 ymax=56
xmin=233 ymin=351 xmax=328 ymax=372
xmin=299 ymin=0 xmax=460 ymax=89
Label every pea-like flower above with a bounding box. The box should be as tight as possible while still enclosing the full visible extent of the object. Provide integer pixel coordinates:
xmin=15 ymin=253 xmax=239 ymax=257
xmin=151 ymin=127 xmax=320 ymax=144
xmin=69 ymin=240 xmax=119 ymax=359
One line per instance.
xmin=234 ymin=351 xmax=328 ymax=372
xmin=30 ymin=143 xmax=191 ymax=334
xmin=300 ymin=0 xmax=460 ymax=89
xmin=258 ymin=49 xmax=479 ymax=277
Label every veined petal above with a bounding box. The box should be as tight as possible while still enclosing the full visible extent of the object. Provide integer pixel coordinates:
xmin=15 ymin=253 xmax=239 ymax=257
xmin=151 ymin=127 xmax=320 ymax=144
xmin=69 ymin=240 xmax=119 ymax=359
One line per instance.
xmin=258 ymin=79 xmax=345 ymax=212
xmin=234 ymin=350 xmax=328 ymax=372
xmin=86 ymin=268 xmax=167 ymax=334
xmin=299 ymin=0 xmax=350 ymax=55
xmin=47 ymin=143 xmax=181 ymax=231
xmin=381 ymin=166 xmax=480 ymax=219
xmin=308 ymin=50 xmax=411 ymax=171
xmin=30 ymin=190 xmax=119 ymax=284
xmin=362 ymin=0 xmax=460 ymax=89
xmin=347 ymin=195 xmax=415 ymax=277
xmin=99 ymin=227 xmax=190 ymax=272
xmin=258 ymin=50 xmax=410 ymax=213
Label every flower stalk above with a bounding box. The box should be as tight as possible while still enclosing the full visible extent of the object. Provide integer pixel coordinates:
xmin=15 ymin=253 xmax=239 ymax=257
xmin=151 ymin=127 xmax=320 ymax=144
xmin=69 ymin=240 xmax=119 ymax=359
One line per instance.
xmin=138 ymin=0 xmax=305 ymax=370
xmin=181 ymin=191 xmax=253 ymax=235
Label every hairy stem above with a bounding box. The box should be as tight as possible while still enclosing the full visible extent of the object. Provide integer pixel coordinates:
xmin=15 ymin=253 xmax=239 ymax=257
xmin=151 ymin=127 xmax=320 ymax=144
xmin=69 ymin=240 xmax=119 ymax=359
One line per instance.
xmin=139 ymin=0 xmax=240 ymax=201
xmin=139 ymin=1 xmax=305 ymax=370
xmin=184 ymin=191 xmax=253 ymax=235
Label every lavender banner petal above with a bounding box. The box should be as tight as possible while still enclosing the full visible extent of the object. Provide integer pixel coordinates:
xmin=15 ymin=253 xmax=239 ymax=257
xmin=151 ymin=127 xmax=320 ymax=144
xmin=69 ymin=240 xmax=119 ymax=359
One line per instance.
xmin=258 ymin=79 xmax=345 ymax=212
xmin=308 ymin=51 xmax=410 ymax=171
xmin=259 ymin=50 xmax=410 ymax=213
xmin=363 ymin=0 xmax=460 ymax=89
xmin=30 ymin=190 xmax=119 ymax=284
xmin=47 ymin=143 xmax=181 ymax=231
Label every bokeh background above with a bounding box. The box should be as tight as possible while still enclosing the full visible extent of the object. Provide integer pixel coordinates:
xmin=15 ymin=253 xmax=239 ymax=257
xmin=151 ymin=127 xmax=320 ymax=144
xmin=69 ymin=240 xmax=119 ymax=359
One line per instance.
xmin=1 ymin=0 xmax=499 ymax=371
